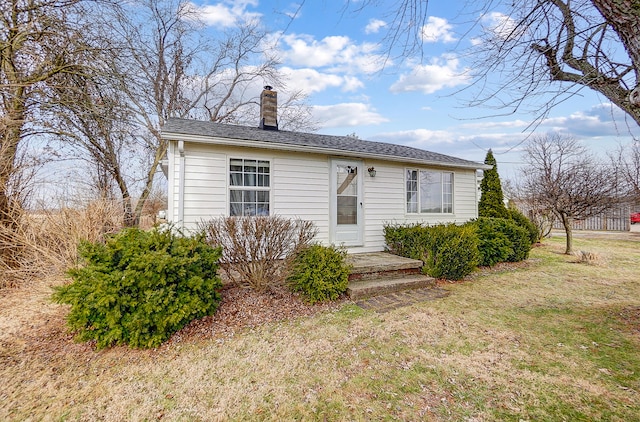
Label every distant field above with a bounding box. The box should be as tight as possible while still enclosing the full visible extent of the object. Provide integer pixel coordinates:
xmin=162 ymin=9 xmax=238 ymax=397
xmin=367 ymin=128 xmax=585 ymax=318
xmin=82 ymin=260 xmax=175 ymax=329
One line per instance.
xmin=1 ymin=235 xmax=639 ymax=421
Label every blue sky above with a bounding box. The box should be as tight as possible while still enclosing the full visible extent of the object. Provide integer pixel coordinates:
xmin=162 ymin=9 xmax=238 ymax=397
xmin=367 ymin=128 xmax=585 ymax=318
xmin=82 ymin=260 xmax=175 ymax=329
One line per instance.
xmin=189 ymin=0 xmax=639 ymax=181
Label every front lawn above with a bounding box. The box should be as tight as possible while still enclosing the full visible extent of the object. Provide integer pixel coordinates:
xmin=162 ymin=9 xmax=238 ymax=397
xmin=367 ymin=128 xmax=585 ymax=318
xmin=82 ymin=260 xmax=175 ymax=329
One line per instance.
xmin=1 ymin=235 xmax=639 ymax=420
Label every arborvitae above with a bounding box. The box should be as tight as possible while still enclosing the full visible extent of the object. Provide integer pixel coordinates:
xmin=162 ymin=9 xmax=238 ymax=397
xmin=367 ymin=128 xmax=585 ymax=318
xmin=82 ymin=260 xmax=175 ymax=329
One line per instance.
xmin=479 ymin=149 xmax=509 ymax=218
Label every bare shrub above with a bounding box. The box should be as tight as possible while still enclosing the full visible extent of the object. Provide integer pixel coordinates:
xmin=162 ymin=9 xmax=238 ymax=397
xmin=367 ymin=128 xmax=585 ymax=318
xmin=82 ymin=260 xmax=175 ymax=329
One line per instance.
xmin=200 ymin=216 xmax=317 ymax=291
xmin=530 ymin=209 xmax=554 ymax=240
xmin=0 ymin=200 xmax=124 ymax=288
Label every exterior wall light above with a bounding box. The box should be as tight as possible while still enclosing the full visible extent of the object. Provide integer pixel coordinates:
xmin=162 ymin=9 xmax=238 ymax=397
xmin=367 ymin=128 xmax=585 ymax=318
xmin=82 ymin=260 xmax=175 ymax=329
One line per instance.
xmin=368 ymin=166 xmax=376 ymax=177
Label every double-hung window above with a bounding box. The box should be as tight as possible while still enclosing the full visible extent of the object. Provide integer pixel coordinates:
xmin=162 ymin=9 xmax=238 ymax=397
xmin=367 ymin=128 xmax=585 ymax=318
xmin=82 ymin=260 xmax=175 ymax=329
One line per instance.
xmin=229 ymin=158 xmax=270 ymax=216
xmin=406 ymin=169 xmax=453 ymax=214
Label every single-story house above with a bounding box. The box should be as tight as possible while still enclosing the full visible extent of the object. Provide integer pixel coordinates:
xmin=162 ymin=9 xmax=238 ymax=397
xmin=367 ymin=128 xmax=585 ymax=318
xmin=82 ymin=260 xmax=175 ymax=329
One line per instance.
xmin=161 ymin=87 xmax=490 ymax=253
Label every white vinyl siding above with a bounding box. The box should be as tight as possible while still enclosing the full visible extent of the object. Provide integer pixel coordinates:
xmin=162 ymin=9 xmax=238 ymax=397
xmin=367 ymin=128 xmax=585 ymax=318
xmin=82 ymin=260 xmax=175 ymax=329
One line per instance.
xmin=168 ymin=140 xmax=480 ymax=252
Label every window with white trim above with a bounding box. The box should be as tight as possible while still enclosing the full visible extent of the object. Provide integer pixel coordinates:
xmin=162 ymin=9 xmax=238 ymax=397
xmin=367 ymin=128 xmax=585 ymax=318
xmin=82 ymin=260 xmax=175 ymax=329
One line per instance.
xmin=406 ymin=169 xmax=453 ymax=214
xmin=229 ymin=158 xmax=270 ymax=216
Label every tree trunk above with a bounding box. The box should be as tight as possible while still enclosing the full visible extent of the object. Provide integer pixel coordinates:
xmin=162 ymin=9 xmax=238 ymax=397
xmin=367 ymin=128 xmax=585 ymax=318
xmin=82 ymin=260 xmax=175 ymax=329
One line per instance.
xmin=0 ymin=98 xmax=27 ymax=269
xmin=591 ymin=0 xmax=640 ymax=76
xmin=590 ymin=0 xmax=640 ymax=121
xmin=132 ymin=140 xmax=167 ymax=226
xmin=560 ymin=212 xmax=574 ymax=254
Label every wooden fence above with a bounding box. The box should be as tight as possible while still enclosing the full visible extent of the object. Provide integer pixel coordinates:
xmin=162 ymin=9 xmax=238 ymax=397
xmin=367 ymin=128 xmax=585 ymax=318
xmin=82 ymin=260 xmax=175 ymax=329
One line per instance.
xmin=550 ymin=204 xmax=632 ymax=232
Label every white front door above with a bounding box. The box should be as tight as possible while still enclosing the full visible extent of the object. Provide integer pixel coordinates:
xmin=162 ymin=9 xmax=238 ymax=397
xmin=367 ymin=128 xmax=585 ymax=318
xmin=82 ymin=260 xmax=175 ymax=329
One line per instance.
xmin=330 ymin=159 xmax=363 ymax=246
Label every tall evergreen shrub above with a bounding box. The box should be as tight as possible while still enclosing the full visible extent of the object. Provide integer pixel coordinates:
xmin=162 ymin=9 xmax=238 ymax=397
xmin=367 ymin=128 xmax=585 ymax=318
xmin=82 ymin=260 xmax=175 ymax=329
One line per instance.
xmin=479 ymin=149 xmax=509 ymax=219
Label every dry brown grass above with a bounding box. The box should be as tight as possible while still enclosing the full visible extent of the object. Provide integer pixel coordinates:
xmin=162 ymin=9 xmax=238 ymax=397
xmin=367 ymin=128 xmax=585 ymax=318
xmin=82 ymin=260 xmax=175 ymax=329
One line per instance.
xmin=1 ymin=234 xmax=639 ymax=420
xmin=0 ymin=200 xmax=124 ymax=288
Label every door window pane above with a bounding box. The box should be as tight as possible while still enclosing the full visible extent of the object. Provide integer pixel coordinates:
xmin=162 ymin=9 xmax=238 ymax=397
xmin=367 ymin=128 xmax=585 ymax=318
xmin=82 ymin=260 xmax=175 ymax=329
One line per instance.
xmin=337 ymin=165 xmax=358 ymax=225
xmin=337 ymin=196 xmax=357 ymax=224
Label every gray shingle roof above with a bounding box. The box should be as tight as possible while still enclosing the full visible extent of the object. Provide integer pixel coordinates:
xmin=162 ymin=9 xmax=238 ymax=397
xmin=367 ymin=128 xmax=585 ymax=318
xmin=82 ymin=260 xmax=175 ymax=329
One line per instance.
xmin=162 ymin=118 xmax=485 ymax=169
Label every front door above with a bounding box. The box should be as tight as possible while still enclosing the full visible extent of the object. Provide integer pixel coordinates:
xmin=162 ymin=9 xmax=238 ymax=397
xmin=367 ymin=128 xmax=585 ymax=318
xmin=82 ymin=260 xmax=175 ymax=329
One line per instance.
xmin=330 ymin=159 xmax=363 ymax=246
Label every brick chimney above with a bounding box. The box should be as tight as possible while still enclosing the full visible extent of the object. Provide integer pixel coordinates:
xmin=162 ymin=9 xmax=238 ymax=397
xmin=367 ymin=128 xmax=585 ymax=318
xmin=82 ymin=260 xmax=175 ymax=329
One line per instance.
xmin=259 ymin=85 xmax=278 ymax=130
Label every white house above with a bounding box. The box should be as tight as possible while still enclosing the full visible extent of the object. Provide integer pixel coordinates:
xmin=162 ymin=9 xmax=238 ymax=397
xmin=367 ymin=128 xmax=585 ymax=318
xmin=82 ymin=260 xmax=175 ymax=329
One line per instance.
xmin=162 ymin=87 xmax=490 ymax=253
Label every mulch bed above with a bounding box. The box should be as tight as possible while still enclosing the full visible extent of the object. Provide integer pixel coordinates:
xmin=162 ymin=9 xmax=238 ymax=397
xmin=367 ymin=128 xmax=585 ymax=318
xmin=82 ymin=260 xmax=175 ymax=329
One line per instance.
xmin=170 ymin=283 xmax=348 ymax=345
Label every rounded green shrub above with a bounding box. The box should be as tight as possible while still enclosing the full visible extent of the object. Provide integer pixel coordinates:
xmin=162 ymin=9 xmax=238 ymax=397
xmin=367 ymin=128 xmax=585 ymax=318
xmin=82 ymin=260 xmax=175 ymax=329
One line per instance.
xmin=424 ymin=223 xmax=480 ymax=280
xmin=52 ymin=227 xmax=223 ymax=349
xmin=507 ymin=208 xmax=539 ymax=245
xmin=498 ymin=218 xmax=531 ymax=262
xmin=288 ymin=244 xmax=350 ymax=303
xmin=383 ymin=223 xmax=430 ymax=261
xmin=472 ymin=217 xmax=531 ymax=265
xmin=473 ymin=218 xmax=513 ymax=267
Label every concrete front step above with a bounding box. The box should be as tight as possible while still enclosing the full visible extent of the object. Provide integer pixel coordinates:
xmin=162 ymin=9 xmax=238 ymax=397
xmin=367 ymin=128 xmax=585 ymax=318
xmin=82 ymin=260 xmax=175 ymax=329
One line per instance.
xmin=347 ymin=252 xmax=423 ymax=281
xmin=347 ymin=274 xmax=436 ymax=300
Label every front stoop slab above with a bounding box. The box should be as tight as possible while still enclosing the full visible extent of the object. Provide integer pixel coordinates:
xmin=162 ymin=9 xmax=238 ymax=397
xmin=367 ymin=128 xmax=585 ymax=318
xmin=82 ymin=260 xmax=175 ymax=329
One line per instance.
xmin=347 ymin=274 xmax=436 ymax=301
xmin=347 ymin=252 xmax=423 ymax=277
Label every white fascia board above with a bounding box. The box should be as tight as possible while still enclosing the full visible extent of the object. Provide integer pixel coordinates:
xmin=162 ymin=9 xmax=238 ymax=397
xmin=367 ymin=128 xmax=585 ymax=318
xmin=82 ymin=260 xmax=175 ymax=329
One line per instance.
xmin=162 ymin=131 xmax=491 ymax=171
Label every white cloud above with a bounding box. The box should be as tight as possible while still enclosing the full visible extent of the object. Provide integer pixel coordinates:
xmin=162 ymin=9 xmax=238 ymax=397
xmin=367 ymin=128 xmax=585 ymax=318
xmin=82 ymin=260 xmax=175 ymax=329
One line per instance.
xmin=376 ymin=129 xmax=457 ymax=146
xmin=421 ymin=16 xmax=456 ymax=43
xmin=188 ymin=1 xmax=261 ymax=28
xmin=539 ymin=104 xmax=639 ymax=137
xmin=274 ymin=33 xmax=387 ymax=74
xmin=342 ymin=76 xmax=365 ymax=92
xmin=460 ymin=120 xmax=530 ymax=130
xmin=389 ymin=54 xmax=470 ymax=94
xmin=279 ymin=67 xmax=363 ymax=93
xmin=480 ymin=11 xmax=519 ymax=41
xmin=365 ymin=19 xmax=387 ymax=34
xmin=313 ymin=103 xmax=389 ymax=128
xmin=284 ymin=2 xmax=303 ymax=19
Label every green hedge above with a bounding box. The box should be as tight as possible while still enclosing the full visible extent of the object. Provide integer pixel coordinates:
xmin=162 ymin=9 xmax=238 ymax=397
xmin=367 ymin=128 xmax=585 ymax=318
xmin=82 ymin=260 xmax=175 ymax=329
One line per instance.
xmin=288 ymin=244 xmax=350 ymax=303
xmin=384 ymin=223 xmax=479 ymax=280
xmin=52 ymin=227 xmax=223 ymax=349
xmin=473 ymin=218 xmax=512 ymax=266
xmin=507 ymin=208 xmax=539 ymax=245
xmin=471 ymin=217 xmax=532 ymax=265
xmin=425 ymin=223 xmax=480 ymax=280
xmin=383 ymin=223 xmax=430 ymax=261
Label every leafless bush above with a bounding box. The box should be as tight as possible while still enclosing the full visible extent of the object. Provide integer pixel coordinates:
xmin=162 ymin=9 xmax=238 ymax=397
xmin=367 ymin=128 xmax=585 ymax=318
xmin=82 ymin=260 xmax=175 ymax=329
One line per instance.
xmin=529 ymin=209 xmax=554 ymax=240
xmin=0 ymin=200 xmax=124 ymax=288
xmin=200 ymin=216 xmax=317 ymax=291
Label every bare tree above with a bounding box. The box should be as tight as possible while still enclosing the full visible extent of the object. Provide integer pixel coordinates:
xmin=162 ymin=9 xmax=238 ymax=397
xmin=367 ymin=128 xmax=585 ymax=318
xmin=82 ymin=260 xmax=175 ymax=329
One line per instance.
xmin=1 ymin=0 xmax=86 ymax=209
xmin=50 ymin=73 xmax=139 ymax=226
xmin=520 ymin=133 xmax=619 ymax=254
xmin=0 ymin=0 xmax=100 ymax=268
xmin=465 ymin=0 xmax=640 ymax=127
xmin=101 ymin=0 xmax=313 ymax=224
xmin=612 ymin=141 xmax=640 ymax=203
xmin=331 ymin=1 xmax=640 ymax=127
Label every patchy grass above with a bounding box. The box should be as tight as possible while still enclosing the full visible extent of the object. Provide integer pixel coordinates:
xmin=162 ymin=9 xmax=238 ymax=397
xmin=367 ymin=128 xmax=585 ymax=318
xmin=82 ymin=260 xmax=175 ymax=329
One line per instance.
xmin=1 ymin=235 xmax=640 ymax=421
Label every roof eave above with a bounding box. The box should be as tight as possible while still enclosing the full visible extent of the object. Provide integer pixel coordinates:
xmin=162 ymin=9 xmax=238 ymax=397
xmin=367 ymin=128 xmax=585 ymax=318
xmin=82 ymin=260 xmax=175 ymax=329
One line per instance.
xmin=161 ymin=131 xmax=490 ymax=170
